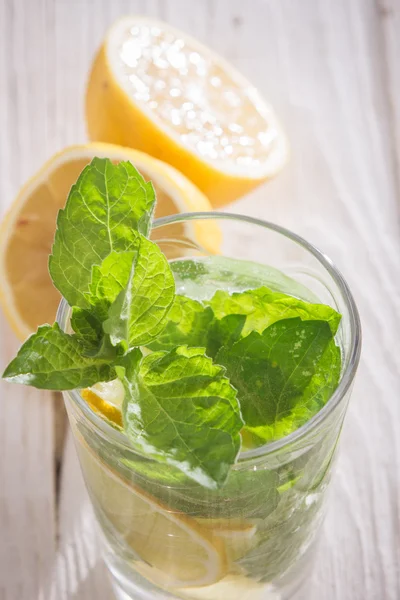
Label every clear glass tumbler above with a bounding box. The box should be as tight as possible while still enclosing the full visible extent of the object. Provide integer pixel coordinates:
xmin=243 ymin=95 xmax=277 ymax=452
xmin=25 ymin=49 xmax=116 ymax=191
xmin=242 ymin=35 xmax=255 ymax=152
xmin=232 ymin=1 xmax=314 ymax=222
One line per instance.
xmin=58 ymin=213 xmax=361 ymax=600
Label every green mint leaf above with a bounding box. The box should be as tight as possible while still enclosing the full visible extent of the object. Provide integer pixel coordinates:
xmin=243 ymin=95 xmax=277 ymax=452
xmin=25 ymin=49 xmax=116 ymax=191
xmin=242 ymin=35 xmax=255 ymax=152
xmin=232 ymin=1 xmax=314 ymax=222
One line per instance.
xmin=195 ymin=468 xmax=280 ymax=519
xmin=239 ymin=339 xmax=341 ymax=446
xmin=302 ymin=337 xmax=342 ymax=411
xmin=147 ymin=296 xmax=245 ymax=358
xmin=147 ymin=296 xmax=214 ymax=351
xmin=2 ymin=323 xmax=116 ymax=390
xmin=79 ymin=420 xmax=279 ymax=519
xmin=206 ymin=313 xmax=246 ymax=359
xmin=128 ymin=460 xmax=280 ymax=519
xmin=71 ymin=306 xmax=124 ymax=361
xmin=216 ymin=318 xmax=333 ymax=428
xmin=103 ymin=235 xmax=175 ymax=348
xmin=117 ymin=345 xmax=243 ymax=489
xmin=49 ymin=158 xmax=155 ymax=308
xmin=240 ymin=427 xmax=340 ymax=581
xmin=86 ymin=249 xmax=136 ymax=322
xmin=239 ymin=489 xmax=322 ymax=582
xmin=146 ymin=286 xmax=340 ymax=362
xmin=71 ymin=307 xmax=103 ymax=347
xmin=208 ymin=286 xmax=341 ymax=336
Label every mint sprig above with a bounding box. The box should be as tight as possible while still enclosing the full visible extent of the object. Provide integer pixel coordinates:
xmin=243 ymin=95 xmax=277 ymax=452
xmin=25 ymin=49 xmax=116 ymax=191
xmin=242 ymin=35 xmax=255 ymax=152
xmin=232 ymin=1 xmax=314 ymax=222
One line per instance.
xmin=2 ymin=156 xmax=343 ymax=490
xmin=2 ymin=158 xmax=244 ymax=488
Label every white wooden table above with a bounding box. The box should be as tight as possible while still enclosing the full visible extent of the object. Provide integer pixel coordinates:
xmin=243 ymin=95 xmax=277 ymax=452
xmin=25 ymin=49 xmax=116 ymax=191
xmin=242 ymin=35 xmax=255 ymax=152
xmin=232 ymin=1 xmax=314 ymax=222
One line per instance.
xmin=1 ymin=1 xmax=399 ymax=599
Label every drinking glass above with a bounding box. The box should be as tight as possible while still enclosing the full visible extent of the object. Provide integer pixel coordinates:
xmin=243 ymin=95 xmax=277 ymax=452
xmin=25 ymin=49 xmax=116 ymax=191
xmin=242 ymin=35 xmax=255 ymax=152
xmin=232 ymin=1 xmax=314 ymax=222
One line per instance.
xmin=58 ymin=213 xmax=361 ymax=600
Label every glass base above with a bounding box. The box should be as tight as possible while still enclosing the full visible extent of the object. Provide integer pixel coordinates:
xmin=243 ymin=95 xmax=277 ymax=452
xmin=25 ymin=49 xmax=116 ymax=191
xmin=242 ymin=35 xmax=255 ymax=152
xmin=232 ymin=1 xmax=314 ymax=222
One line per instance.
xmin=106 ymin=537 xmax=317 ymax=600
xmin=111 ymin=581 xmax=162 ymax=600
xmin=111 ymin=585 xmax=135 ymax=600
xmin=110 ymin=568 xmax=174 ymax=600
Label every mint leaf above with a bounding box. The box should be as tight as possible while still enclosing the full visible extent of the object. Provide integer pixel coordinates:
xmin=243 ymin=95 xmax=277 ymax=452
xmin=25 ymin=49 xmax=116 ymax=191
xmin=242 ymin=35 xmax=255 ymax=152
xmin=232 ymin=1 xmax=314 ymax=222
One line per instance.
xmin=49 ymin=158 xmax=155 ymax=308
xmin=147 ymin=296 xmax=214 ymax=351
xmin=79 ymin=421 xmax=279 ymax=519
xmin=162 ymin=467 xmax=279 ymax=519
xmin=206 ymin=313 xmax=246 ymax=359
xmin=216 ymin=318 xmax=333 ymax=428
xmin=129 ymin=460 xmax=280 ymax=519
xmin=86 ymin=250 xmax=136 ymax=322
xmin=195 ymin=467 xmax=280 ymax=518
xmin=147 ymin=296 xmax=245 ymax=358
xmin=208 ymin=287 xmax=341 ymax=336
xmin=150 ymin=285 xmax=340 ymax=366
xmin=71 ymin=307 xmax=102 ymax=347
xmin=116 ymin=346 xmax=243 ymax=488
xmin=239 ymin=489 xmax=323 ymax=582
xmin=104 ymin=235 xmax=175 ymax=348
xmin=71 ymin=305 xmax=123 ymax=361
xmin=2 ymin=324 xmax=116 ymax=390
xmin=239 ymin=425 xmax=341 ymax=581
xmin=302 ymin=337 xmax=342 ymax=411
xmin=244 ymin=338 xmax=342 ymax=444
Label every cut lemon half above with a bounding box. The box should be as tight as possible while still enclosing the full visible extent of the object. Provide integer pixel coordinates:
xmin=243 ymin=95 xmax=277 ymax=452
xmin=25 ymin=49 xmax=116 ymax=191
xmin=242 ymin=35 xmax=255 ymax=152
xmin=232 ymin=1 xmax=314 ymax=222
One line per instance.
xmin=86 ymin=17 xmax=288 ymax=207
xmin=77 ymin=436 xmax=227 ymax=587
xmin=0 ymin=142 xmax=220 ymax=340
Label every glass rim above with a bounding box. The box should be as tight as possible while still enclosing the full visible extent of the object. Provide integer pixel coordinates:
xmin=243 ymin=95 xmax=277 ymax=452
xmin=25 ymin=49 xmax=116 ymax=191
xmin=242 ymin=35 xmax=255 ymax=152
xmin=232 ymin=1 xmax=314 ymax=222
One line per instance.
xmin=58 ymin=211 xmax=362 ymax=462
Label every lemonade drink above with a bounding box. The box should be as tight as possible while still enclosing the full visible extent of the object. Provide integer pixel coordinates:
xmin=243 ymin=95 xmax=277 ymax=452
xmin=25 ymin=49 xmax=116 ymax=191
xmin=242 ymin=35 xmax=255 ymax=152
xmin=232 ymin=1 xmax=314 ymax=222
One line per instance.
xmin=60 ymin=252 xmax=358 ymax=600
xmin=3 ymin=160 xmax=361 ymax=600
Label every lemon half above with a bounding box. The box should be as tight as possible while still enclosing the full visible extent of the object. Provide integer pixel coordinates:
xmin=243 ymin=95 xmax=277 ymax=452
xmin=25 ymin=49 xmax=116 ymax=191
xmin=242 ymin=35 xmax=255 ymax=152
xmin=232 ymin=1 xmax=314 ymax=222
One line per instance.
xmin=0 ymin=142 xmax=219 ymax=340
xmin=86 ymin=17 xmax=288 ymax=206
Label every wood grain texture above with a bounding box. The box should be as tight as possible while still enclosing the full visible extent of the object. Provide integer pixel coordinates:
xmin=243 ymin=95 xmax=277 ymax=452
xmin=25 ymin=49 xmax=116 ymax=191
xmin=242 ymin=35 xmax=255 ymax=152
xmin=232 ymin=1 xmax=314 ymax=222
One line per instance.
xmin=0 ymin=320 xmax=56 ymax=600
xmin=0 ymin=0 xmax=399 ymax=599
xmin=0 ymin=1 xmax=57 ymax=599
xmin=377 ymin=0 xmax=400 ymax=196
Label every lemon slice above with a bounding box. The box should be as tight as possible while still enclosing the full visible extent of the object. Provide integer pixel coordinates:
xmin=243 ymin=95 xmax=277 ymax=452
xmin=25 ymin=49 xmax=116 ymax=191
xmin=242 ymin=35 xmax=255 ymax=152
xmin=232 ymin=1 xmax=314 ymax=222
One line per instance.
xmin=77 ymin=436 xmax=227 ymax=587
xmin=86 ymin=17 xmax=288 ymax=206
xmin=134 ymin=562 xmax=276 ymax=600
xmin=81 ymin=378 xmax=124 ymax=427
xmin=177 ymin=574 xmax=279 ymax=600
xmin=89 ymin=379 xmax=125 ymax=409
xmin=197 ymin=517 xmax=259 ymax=563
xmin=0 ymin=142 xmax=220 ymax=340
xmin=81 ymin=385 xmax=124 ymax=428
xmin=79 ymin=385 xmax=261 ymax=563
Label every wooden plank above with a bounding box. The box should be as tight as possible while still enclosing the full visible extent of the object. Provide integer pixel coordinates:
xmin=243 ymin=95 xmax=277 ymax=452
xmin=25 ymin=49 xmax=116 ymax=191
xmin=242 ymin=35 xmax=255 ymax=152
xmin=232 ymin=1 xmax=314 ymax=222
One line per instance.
xmin=238 ymin=2 xmax=400 ymax=598
xmin=0 ymin=319 xmax=56 ymax=600
xmin=0 ymin=0 xmax=57 ymax=598
xmin=377 ymin=0 xmax=400 ymax=198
